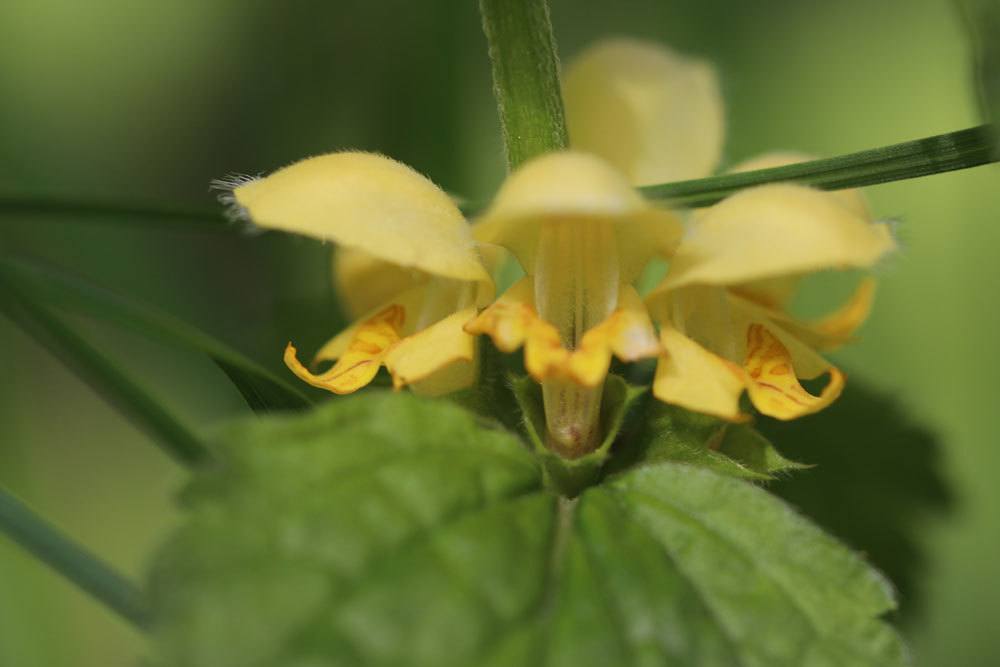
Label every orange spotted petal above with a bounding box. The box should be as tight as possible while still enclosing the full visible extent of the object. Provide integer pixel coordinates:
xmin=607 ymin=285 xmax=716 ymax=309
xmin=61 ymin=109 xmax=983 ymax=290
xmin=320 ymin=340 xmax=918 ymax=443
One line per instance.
xmin=284 ymin=305 xmax=404 ymax=394
xmin=466 ymin=278 xmax=660 ymax=387
xmin=568 ymin=286 xmax=661 ymax=386
xmin=742 ymin=323 xmax=844 ymax=420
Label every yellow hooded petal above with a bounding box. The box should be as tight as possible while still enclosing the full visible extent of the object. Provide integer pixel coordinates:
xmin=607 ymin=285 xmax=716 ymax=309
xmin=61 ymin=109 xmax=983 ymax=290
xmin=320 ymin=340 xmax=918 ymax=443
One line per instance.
xmin=563 ymin=38 xmax=724 ymax=185
xmin=333 ymin=246 xmax=423 ymax=319
xmin=730 ymin=151 xmax=870 ymax=219
xmin=743 ymin=323 xmax=844 ymax=420
xmin=231 ymin=152 xmax=489 ymax=283
xmin=653 ymin=326 xmax=748 ymax=421
xmin=284 ymin=305 xmax=405 ymax=394
xmin=473 ymin=151 xmax=682 ymax=281
xmin=464 ymin=277 xmax=537 ymax=353
xmin=464 ymin=277 xmax=569 ymax=381
xmin=652 ymin=184 xmax=895 ymax=294
xmin=466 ymin=278 xmax=659 ymax=387
xmin=725 ymin=152 xmax=871 ymax=310
xmin=384 ymin=307 xmax=478 ymax=396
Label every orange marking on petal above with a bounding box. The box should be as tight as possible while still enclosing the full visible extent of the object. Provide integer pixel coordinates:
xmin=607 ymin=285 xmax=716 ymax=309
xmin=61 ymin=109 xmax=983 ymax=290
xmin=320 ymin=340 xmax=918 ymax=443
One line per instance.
xmin=469 ymin=296 xmax=660 ymax=387
xmin=284 ymin=304 xmax=405 ymax=394
xmin=743 ymin=323 xmax=844 ymax=420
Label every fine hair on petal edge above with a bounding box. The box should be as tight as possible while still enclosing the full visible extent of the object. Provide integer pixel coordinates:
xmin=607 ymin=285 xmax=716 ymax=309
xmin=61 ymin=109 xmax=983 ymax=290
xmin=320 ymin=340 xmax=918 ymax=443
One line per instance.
xmin=210 ymin=173 xmax=263 ymax=233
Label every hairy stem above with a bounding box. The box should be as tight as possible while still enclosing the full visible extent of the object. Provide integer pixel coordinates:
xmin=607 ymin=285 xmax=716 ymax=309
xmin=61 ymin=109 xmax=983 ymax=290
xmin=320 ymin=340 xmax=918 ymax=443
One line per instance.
xmin=479 ymin=0 xmax=568 ymax=167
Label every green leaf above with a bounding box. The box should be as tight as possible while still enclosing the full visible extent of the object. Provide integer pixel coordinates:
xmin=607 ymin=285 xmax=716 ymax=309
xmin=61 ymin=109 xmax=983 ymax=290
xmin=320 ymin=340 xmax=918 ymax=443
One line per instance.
xmin=758 ymin=379 xmax=952 ymax=615
xmin=150 ymin=393 xmax=906 ymax=666
xmin=0 ymin=277 xmax=210 ymax=466
xmin=610 ymin=400 xmax=805 ymax=481
xmin=0 ymin=258 xmax=310 ymax=413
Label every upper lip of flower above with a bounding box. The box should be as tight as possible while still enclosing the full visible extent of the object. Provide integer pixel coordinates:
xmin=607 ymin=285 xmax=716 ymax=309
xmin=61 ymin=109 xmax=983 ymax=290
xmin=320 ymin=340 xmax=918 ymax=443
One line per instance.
xmin=220 ymin=151 xmax=494 ymax=396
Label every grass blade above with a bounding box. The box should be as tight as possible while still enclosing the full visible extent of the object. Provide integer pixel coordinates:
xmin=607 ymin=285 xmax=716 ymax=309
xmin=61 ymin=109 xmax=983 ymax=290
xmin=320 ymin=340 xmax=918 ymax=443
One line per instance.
xmin=0 ymin=276 xmax=210 ymax=466
xmin=0 ymin=258 xmax=311 ymax=413
xmin=639 ymin=125 xmax=996 ymax=208
xmin=0 ymin=486 xmax=150 ymax=630
xmin=0 ymin=196 xmax=230 ymax=231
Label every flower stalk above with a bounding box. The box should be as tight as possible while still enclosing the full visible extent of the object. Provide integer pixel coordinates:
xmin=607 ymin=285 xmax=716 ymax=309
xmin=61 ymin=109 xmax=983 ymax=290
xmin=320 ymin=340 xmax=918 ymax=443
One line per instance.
xmin=479 ymin=0 xmax=568 ymax=168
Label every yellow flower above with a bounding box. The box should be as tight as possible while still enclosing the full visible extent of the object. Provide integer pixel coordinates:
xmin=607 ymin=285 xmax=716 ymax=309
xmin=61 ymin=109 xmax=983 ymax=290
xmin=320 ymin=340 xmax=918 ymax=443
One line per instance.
xmin=463 ymin=39 xmax=725 ymax=420
xmin=465 ymin=151 xmax=680 ymax=453
xmin=223 ymin=36 xmax=895 ymax=453
xmin=557 ymin=38 xmax=895 ymax=421
xmin=222 ymin=152 xmax=493 ymax=397
xmin=646 ymin=178 xmax=893 ymax=422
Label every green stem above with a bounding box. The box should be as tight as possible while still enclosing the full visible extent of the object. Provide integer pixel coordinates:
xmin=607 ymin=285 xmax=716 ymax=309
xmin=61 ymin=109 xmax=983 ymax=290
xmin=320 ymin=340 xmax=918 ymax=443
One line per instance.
xmin=0 ymin=486 xmax=150 ymax=630
xmin=640 ymin=125 xmax=996 ymax=208
xmin=0 ymin=195 xmax=229 ymax=229
xmin=479 ymin=0 xmax=569 ymax=168
xmin=0 ymin=279 xmax=210 ymax=467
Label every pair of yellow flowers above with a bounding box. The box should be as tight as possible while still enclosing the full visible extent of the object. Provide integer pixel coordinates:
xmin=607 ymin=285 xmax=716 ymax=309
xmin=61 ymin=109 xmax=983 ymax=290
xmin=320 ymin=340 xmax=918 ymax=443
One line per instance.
xmin=227 ymin=39 xmax=894 ymax=432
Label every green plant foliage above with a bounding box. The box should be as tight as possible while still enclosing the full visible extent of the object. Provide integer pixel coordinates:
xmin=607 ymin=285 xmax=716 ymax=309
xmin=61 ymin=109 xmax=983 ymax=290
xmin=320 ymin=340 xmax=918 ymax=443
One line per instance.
xmin=759 ymin=380 xmax=952 ymax=615
xmin=638 ymin=126 xmax=995 ymax=208
xmin=0 ymin=258 xmax=310 ymax=413
xmin=610 ymin=399 xmax=806 ymax=481
xmin=0 ymin=195 xmax=228 ymax=230
xmin=0 ymin=277 xmax=210 ymax=466
xmin=149 ymin=393 xmax=906 ymax=666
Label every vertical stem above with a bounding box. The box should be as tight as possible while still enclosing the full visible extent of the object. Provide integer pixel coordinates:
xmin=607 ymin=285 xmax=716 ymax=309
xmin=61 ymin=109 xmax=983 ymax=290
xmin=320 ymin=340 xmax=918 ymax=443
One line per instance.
xmin=479 ymin=0 xmax=569 ymax=168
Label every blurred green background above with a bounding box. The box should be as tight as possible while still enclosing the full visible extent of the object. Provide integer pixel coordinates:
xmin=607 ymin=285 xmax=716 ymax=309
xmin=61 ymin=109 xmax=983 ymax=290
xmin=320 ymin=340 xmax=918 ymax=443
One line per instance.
xmin=1 ymin=0 xmax=996 ymax=664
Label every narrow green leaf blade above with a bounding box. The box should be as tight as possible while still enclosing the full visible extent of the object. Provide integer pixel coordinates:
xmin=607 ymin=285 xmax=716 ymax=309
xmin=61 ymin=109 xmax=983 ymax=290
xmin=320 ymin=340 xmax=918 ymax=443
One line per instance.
xmin=640 ymin=125 xmax=995 ymax=208
xmin=0 ymin=486 xmax=149 ymax=630
xmin=0 ymin=277 xmax=209 ymax=466
xmin=0 ymin=196 xmax=231 ymax=231
xmin=150 ymin=394 xmax=906 ymax=666
xmin=0 ymin=258 xmax=310 ymax=413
